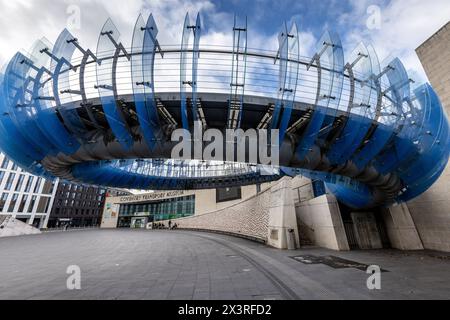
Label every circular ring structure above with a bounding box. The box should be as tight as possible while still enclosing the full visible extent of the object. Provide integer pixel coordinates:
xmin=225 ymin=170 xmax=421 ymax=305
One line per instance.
xmin=0 ymin=13 xmax=448 ymax=209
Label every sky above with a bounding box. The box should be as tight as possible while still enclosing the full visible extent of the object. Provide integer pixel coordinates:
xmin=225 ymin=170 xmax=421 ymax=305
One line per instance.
xmin=0 ymin=0 xmax=449 ymax=83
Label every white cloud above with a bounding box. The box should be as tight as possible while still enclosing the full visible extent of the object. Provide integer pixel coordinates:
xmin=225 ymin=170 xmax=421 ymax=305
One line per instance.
xmin=343 ymin=0 xmax=450 ymax=82
xmin=0 ymin=0 xmax=219 ymax=66
xmin=0 ymin=0 xmax=447 ymax=85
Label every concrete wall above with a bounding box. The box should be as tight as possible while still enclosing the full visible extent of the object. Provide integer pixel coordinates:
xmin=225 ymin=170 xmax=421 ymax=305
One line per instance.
xmin=295 ymin=194 xmax=350 ymax=251
xmin=267 ymin=178 xmax=300 ymax=249
xmin=382 ymin=204 xmax=424 ymax=251
xmin=412 ymin=21 xmax=450 ymax=252
xmin=416 ymin=22 xmax=450 ymax=113
xmin=405 ymin=173 xmax=450 ymax=251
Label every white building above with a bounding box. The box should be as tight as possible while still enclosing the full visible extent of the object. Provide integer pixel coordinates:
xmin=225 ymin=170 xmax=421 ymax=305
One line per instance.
xmin=0 ymin=153 xmax=58 ymax=229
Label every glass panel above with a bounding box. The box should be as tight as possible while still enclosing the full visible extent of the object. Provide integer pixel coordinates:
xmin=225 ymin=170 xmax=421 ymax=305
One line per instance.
xmin=18 ymin=194 xmax=28 ymax=212
xmin=31 ymin=38 xmax=80 ymax=154
xmin=180 ymin=13 xmax=192 ymax=129
xmin=96 ymin=19 xmax=134 ymax=150
xmin=0 ymin=56 xmax=44 ymax=169
xmin=374 ymin=58 xmax=413 ymax=174
xmin=271 ymin=22 xmax=289 ymax=130
xmin=325 ymin=43 xmax=376 ymax=166
xmin=5 ymin=173 xmax=16 ymax=190
xmin=278 ymin=23 xmax=300 ymax=141
xmin=295 ymin=31 xmax=344 ymax=163
xmin=33 ymin=177 xmax=42 ymax=193
xmin=15 ymin=174 xmax=25 ymax=191
xmin=51 ymin=29 xmax=87 ymax=138
xmin=131 ymin=14 xmax=160 ymax=149
xmin=191 ymin=13 xmax=202 ymax=123
xmin=1 ymin=157 xmax=8 ymax=169
xmin=8 ymin=193 xmax=19 ymax=212
xmin=399 ymin=84 xmax=449 ymax=200
xmin=24 ymin=176 xmax=34 ymax=192
xmin=227 ymin=15 xmax=248 ymax=129
xmin=0 ymin=193 xmax=8 ymax=212
xmin=351 ymin=57 xmax=404 ymax=169
xmin=28 ymin=195 xmax=37 ymax=213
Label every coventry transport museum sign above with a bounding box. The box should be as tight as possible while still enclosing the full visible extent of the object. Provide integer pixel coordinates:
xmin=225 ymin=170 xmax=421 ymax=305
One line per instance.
xmin=117 ymin=191 xmax=186 ymax=204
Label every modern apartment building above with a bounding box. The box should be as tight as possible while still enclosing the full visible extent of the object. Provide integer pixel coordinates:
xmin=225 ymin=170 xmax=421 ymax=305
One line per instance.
xmin=0 ymin=153 xmax=58 ymax=228
xmin=48 ymin=182 xmax=131 ymax=228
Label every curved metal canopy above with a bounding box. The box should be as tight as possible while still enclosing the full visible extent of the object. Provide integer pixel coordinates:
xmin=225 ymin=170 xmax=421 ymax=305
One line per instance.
xmin=0 ymin=13 xmax=448 ymax=209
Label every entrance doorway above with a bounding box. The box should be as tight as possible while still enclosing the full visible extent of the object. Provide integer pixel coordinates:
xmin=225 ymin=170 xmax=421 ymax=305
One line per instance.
xmin=131 ymin=217 xmax=148 ymax=229
xmin=338 ymin=202 xmax=391 ymax=250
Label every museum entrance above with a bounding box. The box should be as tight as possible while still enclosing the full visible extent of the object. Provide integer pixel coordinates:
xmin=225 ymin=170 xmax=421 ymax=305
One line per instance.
xmin=116 ymin=195 xmax=196 ymax=228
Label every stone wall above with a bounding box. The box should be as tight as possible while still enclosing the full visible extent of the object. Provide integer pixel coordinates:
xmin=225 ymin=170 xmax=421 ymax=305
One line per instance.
xmin=170 ymin=185 xmax=272 ymax=242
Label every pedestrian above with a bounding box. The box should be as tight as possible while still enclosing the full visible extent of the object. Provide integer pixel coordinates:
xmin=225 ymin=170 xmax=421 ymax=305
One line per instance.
xmin=168 ymin=220 xmax=172 ymax=229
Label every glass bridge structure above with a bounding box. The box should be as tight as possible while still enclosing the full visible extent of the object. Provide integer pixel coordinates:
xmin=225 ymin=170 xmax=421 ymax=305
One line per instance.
xmin=0 ymin=13 xmax=448 ymax=209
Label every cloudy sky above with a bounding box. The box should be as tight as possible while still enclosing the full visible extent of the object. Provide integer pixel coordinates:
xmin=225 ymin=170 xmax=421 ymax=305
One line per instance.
xmin=0 ymin=0 xmax=449 ymax=82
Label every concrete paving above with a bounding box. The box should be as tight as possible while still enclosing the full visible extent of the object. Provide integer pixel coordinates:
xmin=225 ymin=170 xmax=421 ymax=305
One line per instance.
xmin=0 ymin=229 xmax=449 ymax=300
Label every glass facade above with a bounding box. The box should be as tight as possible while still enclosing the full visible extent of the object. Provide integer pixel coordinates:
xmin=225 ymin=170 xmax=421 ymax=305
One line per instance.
xmin=118 ymin=195 xmax=195 ymax=227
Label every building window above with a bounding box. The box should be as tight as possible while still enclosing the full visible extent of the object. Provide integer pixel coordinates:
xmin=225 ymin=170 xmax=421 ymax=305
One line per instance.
xmin=1 ymin=157 xmax=9 ymax=169
xmin=4 ymin=173 xmax=16 ymax=191
xmin=11 ymin=163 xmax=18 ymax=171
xmin=33 ymin=177 xmax=42 ymax=193
xmin=18 ymin=195 xmax=28 ymax=212
xmin=24 ymin=176 xmax=34 ymax=192
xmin=15 ymin=174 xmax=25 ymax=192
xmin=216 ymin=187 xmax=242 ymax=203
xmin=27 ymin=195 xmax=37 ymax=213
xmin=41 ymin=180 xmax=55 ymax=195
xmin=0 ymin=193 xmax=8 ymax=212
xmin=0 ymin=170 xmax=5 ymax=186
xmin=312 ymin=180 xmax=326 ymax=198
xmin=8 ymin=194 xmax=19 ymax=212
xmin=37 ymin=197 xmax=50 ymax=213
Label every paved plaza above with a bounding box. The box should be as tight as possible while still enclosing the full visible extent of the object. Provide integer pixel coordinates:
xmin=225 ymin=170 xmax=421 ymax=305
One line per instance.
xmin=0 ymin=229 xmax=449 ymax=300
